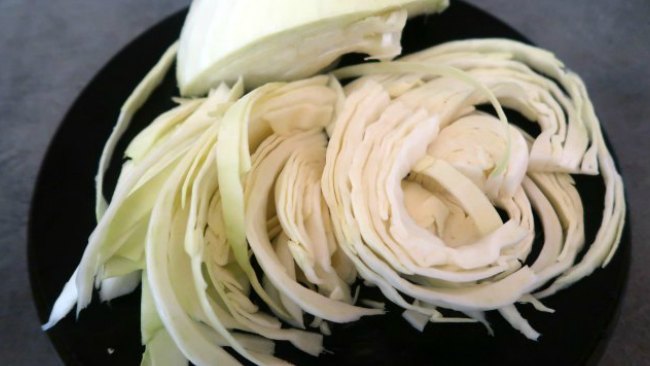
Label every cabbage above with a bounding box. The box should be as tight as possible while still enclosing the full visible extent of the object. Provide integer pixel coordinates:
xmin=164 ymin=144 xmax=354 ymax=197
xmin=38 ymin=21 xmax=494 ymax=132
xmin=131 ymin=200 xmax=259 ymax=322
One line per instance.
xmin=177 ymin=0 xmax=449 ymax=95
xmin=321 ymin=38 xmax=624 ymax=338
xmin=42 ymin=4 xmax=625 ymax=363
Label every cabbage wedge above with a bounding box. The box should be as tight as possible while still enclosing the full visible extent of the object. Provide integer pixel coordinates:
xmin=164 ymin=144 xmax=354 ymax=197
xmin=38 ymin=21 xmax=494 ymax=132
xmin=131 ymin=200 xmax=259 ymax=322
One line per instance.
xmin=177 ymin=0 xmax=449 ymax=95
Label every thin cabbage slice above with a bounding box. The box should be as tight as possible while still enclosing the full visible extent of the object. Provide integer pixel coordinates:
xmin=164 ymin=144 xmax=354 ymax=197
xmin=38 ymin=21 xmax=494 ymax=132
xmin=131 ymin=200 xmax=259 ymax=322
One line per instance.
xmin=140 ymin=328 xmax=187 ymax=366
xmin=96 ymin=42 xmax=178 ymax=218
xmin=321 ymin=39 xmax=624 ymax=339
xmin=186 ymin=130 xmax=325 ymax=356
xmin=144 ymin=117 xmax=292 ymax=365
xmin=44 ymin=81 xmax=239 ymax=330
xmin=246 ymin=131 xmax=382 ymax=322
xmin=274 ymin=136 xmax=353 ymax=300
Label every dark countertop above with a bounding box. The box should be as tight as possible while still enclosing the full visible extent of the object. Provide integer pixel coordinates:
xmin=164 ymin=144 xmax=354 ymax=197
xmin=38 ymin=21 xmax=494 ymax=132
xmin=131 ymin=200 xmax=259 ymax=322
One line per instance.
xmin=1 ymin=1 xmax=647 ymax=365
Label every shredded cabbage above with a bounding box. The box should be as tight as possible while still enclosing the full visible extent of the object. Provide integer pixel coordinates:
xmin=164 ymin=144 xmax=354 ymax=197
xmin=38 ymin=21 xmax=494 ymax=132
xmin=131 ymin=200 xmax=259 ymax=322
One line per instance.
xmin=42 ymin=8 xmax=624 ymax=365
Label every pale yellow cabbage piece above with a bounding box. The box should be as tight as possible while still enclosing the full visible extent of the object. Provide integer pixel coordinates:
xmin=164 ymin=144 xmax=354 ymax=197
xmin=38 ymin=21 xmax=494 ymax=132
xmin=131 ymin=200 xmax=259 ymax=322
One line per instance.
xmin=177 ymin=0 xmax=449 ymax=95
xmin=320 ymin=38 xmax=624 ymax=339
xmin=44 ymin=21 xmax=625 ymax=365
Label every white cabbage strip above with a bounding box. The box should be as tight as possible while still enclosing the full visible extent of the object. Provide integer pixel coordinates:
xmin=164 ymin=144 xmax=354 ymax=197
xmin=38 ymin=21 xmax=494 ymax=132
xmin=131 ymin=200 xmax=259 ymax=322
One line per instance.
xmin=44 ymin=39 xmax=624 ymax=365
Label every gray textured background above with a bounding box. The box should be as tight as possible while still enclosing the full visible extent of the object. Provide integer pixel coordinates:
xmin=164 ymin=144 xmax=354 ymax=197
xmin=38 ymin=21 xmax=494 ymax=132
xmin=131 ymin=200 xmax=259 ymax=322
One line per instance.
xmin=1 ymin=0 xmax=648 ymax=365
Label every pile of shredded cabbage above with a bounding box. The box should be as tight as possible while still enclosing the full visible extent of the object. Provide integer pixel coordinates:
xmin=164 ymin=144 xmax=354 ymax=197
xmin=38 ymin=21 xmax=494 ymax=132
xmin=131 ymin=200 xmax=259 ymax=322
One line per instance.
xmin=42 ymin=39 xmax=625 ymax=366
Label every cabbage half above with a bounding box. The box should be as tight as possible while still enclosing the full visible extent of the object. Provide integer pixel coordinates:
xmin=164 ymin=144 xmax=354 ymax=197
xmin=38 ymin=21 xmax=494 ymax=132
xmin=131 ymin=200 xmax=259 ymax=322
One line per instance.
xmin=177 ymin=0 xmax=449 ymax=96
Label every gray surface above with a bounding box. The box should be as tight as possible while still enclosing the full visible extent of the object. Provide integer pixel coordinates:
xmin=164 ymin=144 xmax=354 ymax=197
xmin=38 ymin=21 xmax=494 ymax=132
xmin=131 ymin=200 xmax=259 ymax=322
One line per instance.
xmin=0 ymin=0 xmax=647 ymax=365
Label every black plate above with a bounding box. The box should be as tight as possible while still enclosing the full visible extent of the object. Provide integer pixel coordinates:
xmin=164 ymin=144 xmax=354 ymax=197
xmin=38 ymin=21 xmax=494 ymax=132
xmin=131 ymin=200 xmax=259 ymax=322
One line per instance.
xmin=28 ymin=1 xmax=630 ymax=365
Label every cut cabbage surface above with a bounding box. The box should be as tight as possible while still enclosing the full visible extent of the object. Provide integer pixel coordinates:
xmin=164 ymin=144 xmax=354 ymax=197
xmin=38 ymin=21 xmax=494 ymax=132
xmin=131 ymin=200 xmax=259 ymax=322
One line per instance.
xmin=177 ymin=0 xmax=449 ymax=95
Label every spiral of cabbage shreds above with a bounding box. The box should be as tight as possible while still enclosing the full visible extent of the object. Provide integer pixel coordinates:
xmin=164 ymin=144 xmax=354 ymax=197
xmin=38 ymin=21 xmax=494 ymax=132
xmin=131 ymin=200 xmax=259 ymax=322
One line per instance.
xmin=43 ymin=39 xmax=625 ymax=366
